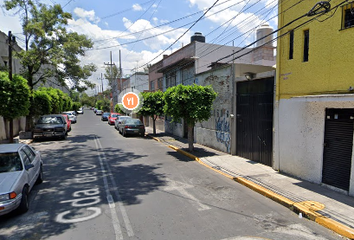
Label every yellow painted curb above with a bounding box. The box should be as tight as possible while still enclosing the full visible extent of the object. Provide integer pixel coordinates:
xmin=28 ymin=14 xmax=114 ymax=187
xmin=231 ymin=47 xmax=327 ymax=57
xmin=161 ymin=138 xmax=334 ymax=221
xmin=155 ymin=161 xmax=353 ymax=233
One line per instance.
xmin=152 ymin=136 xmax=354 ymax=239
xmin=236 ymin=177 xmax=295 ymax=209
xmin=316 ymin=217 xmax=354 ymax=239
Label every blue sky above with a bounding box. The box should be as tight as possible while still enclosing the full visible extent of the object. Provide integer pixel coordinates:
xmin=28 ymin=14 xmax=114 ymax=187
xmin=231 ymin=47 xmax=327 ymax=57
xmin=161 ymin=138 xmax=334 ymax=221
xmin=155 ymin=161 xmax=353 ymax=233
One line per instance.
xmin=0 ymin=0 xmax=278 ymax=94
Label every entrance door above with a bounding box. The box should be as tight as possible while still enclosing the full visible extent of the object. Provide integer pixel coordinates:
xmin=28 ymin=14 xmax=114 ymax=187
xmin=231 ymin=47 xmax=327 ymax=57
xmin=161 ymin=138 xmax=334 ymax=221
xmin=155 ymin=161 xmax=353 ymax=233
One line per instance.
xmin=322 ymin=108 xmax=354 ymax=191
xmin=236 ymin=78 xmax=274 ymax=166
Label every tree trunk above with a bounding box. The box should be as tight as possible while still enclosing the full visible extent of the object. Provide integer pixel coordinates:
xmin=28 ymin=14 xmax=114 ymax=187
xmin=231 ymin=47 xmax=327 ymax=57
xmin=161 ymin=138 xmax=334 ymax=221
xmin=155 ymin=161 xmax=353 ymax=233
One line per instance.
xmin=188 ymin=124 xmax=194 ymax=152
xmin=153 ymin=116 xmax=157 ymax=135
xmin=26 ymin=73 xmax=34 ymax=131
xmin=9 ymin=118 xmax=14 ymax=143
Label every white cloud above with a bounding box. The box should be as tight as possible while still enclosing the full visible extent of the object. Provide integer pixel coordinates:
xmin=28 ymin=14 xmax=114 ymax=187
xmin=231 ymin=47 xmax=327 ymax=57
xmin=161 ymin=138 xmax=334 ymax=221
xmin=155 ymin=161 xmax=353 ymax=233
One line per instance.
xmin=73 ymin=8 xmax=100 ymax=24
xmin=132 ymin=4 xmax=143 ymax=11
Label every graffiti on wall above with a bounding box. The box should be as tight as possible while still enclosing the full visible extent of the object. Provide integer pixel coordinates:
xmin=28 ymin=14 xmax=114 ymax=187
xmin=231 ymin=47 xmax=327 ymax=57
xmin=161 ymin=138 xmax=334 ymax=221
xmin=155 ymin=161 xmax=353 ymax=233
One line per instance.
xmin=215 ymin=109 xmax=231 ymax=153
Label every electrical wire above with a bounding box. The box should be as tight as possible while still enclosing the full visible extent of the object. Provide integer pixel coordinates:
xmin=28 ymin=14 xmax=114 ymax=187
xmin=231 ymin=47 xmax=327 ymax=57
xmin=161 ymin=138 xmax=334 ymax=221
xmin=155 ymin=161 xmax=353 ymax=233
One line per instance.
xmin=206 ymin=0 xmax=256 ymax=46
xmin=100 ymin=0 xmax=156 ymax=20
xmin=224 ymin=0 xmax=350 ymax=63
xmin=138 ymin=0 xmax=221 ymax=70
xmin=91 ymin=0 xmax=239 ymax=45
xmin=123 ymin=0 xmax=163 ymax=53
xmin=143 ymin=0 xmax=345 ymax=81
xmin=90 ymin=0 xmax=239 ymax=51
xmin=196 ymin=0 xmax=279 ymax=60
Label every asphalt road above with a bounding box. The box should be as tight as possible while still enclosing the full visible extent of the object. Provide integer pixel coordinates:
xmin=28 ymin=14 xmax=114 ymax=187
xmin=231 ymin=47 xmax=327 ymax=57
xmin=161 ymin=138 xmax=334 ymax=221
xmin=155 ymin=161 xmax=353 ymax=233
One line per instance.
xmin=0 ymin=110 xmax=345 ymax=240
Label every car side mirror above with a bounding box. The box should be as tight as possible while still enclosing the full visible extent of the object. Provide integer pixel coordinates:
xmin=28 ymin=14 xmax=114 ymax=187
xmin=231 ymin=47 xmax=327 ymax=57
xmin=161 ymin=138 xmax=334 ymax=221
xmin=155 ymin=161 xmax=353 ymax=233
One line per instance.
xmin=25 ymin=164 xmax=34 ymax=170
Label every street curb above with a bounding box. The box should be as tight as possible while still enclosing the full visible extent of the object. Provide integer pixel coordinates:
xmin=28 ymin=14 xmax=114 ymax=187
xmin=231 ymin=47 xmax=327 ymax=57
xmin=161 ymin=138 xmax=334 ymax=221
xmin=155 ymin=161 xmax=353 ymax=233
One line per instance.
xmin=147 ymin=134 xmax=354 ymax=239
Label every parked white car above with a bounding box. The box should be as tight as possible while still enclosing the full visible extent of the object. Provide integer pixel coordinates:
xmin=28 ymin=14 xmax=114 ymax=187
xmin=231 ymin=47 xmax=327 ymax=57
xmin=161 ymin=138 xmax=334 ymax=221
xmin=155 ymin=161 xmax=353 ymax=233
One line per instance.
xmin=63 ymin=111 xmax=77 ymax=123
xmin=77 ymin=107 xmax=84 ymax=114
xmin=0 ymin=143 xmax=43 ymax=216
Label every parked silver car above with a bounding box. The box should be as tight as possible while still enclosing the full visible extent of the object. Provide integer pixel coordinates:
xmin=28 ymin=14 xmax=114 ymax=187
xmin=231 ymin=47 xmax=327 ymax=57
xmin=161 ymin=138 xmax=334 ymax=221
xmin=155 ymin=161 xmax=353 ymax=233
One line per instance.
xmin=62 ymin=111 xmax=77 ymax=123
xmin=115 ymin=116 xmax=131 ymax=132
xmin=0 ymin=143 xmax=43 ymax=216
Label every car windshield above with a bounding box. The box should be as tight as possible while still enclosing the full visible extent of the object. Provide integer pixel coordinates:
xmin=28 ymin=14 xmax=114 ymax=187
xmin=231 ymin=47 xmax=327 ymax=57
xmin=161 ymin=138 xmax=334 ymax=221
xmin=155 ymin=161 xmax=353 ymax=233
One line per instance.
xmin=111 ymin=114 xmax=119 ymax=118
xmin=38 ymin=116 xmax=63 ymax=124
xmin=125 ymin=119 xmax=142 ymax=125
xmin=103 ymin=113 xmax=110 ymax=116
xmin=120 ymin=116 xmax=130 ymax=120
xmin=0 ymin=153 xmax=23 ymax=173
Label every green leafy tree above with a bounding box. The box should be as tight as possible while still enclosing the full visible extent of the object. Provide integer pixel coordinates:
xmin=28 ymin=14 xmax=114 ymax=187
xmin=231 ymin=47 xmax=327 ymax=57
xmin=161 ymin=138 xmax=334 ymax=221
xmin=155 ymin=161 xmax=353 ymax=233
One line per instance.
xmin=104 ymin=64 xmax=121 ymax=89
xmin=0 ymin=71 xmax=30 ymax=142
xmin=138 ymin=91 xmax=164 ymax=135
xmin=114 ymin=103 xmax=126 ymax=115
xmin=164 ymin=84 xmax=217 ymax=152
xmin=62 ymin=94 xmax=73 ymax=111
xmin=80 ymin=92 xmax=95 ymax=107
xmin=96 ymin=99 xmax=110 ymax=112
xmin=4 ymin=0 xmax=97 ymax=130
xmin=72 ymin=102 xmax=81 ymax=112
xmin=33 ymin=89 xmax=52 ymax=116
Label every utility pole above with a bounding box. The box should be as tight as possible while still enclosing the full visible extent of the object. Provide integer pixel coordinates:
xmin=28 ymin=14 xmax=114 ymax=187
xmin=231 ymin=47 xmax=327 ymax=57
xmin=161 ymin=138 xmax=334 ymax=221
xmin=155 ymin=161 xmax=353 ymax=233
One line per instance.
xmin=104 ymin=51 xmax=116 ymax=112
xmin=119 ymin=49 xmax=122 ymax=95
xmin=7 ymin=31 xmax=16 ymax=143
xmin=104 ymin=51 xmax=116 ymax=87
xmin=98 ymin=73 xmax=104 ymax=93
xmin=7 ymin=31 xmax=15 ymax=81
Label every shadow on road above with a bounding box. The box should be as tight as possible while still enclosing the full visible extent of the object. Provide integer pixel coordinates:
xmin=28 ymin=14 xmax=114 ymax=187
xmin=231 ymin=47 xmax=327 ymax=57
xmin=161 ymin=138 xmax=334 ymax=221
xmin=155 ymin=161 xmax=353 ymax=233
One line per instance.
xmin=0 ymin=135 xmax=167 ymax=240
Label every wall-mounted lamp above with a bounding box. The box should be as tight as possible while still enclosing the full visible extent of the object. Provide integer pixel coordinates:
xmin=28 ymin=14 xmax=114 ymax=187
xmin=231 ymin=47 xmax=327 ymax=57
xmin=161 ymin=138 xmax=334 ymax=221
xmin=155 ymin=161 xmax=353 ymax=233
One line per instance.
xmin=244 ymin=72 xmax=255 ymax=80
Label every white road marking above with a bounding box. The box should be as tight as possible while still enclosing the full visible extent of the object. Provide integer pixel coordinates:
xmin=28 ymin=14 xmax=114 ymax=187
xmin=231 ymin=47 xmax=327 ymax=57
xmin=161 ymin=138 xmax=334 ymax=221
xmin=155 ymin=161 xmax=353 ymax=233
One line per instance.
xmin=94 ymin=137 xmax=123 ymax=240
xmin=96 ymin=138 xmax=135 ymax=237
xmin=163 ymin=179 xmax=211 ymax=211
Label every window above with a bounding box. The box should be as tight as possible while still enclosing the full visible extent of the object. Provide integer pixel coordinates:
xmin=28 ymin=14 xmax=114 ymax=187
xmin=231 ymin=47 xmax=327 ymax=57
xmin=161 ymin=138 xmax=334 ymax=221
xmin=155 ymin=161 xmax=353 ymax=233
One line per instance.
xmin=289 ymin=30 xmax=294 ymax=60
xmin=166 ymin=73 xmax=176 ymax=88
xmin=343 ymin=3 xmax=354 ymax=29
xmin=19 ymin=149 xmax=31 ymax=166
xmin=150 ymin=80 xmax=155 ymax=91
xmin=303 ymin=30 xmax=309 ymax=62
xmin=157 ymin=77 xmax=163 ymax=90
xmin=23 ymin=146 xmax=35 ymax=163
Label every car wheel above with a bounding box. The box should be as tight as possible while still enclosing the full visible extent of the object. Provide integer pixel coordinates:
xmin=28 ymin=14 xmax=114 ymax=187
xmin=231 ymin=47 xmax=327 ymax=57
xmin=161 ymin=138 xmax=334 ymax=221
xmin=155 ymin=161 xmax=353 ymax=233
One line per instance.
xmin=36 ymin=165 xmax=43 ymax=184
xmin=18 ymin=186 xmax=29 ymax=213
xmin=122 ymin=130 xmax=126 ymax=137
xmin=62 ymin=134 xmax=67 ymax=140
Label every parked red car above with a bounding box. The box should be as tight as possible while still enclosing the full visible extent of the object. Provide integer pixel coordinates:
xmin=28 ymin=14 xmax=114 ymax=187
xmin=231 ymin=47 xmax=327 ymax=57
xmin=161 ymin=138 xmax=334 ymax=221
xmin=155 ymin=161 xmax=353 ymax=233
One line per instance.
xmin=108 ymin=113 xmax=120 ymax=125
xmin=62 ymin=114 xmax=71 ymax=132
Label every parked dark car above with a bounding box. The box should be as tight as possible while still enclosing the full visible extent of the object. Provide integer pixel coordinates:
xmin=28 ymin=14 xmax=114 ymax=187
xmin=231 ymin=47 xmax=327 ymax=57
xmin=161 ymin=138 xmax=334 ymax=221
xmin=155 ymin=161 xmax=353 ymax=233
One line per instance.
xmin=101 ymin=112 xmax=110 ymax=121
xmin=33 ymin=115 xmax=68 ymax=140
xmin=0 ymin=143 xmax=43 ymax=216
xmin=120 ymin=118 xmax=145 ymax=137
xmin=115 ymin=116 xmax=132 ymax=132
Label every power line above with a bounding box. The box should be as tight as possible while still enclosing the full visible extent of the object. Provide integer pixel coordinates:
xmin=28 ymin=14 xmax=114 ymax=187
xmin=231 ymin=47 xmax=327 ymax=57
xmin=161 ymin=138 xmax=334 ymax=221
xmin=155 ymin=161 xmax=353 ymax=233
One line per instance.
xmin=90 ymin=0 xmax=238 ymax=51
xmin=144 ymin=0 xmax=342 ymax=80
xmin=196 ymin=0 xmax=278 ymax=59
xmin=138 ymin=0 xmax=221 ymax=70
xmin=91 ymin=0 xmax=237 ymax=45
xmin=129 ymin=0 xmax=163 ymax=52
xmin=224 ymin=0 xmax=348 ymax=63
xmin=100 ymin=0 xmax=156 ymax=20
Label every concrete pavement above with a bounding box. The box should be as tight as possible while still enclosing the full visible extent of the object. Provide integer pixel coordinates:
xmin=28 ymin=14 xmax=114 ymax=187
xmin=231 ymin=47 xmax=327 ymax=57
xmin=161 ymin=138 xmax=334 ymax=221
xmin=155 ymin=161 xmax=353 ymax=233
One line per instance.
xmin=145 ymin=126 xmax=354 ymax=239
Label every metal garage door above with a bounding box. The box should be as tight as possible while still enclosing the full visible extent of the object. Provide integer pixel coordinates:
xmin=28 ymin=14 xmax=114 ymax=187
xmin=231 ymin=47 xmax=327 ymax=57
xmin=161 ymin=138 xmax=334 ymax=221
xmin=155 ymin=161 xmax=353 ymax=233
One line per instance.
xmin=322 ymin=108 xmax=354 ymax=191
xmin=236 ymin=77 xmax=274 ymax=166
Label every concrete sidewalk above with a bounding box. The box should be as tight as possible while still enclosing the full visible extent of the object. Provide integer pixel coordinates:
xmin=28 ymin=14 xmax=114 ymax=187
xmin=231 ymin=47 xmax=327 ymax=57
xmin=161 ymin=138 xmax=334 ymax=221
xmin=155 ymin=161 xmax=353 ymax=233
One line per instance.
xmin=145 ymin=126 xmax=354 ymax=239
